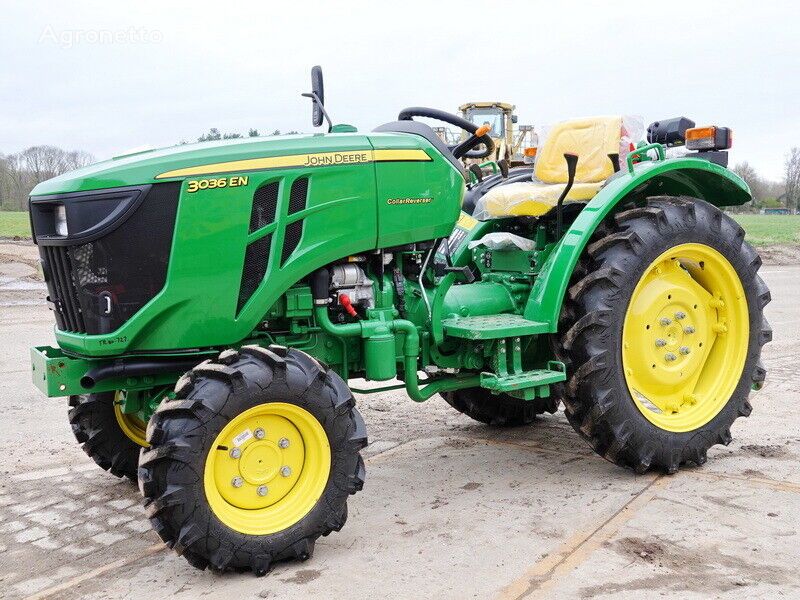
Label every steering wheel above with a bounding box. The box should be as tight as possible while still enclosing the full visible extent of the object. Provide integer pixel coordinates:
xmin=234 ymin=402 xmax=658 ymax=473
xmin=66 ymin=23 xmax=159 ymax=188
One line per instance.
xmin=398 ymin=107 xmax=495 ymax=160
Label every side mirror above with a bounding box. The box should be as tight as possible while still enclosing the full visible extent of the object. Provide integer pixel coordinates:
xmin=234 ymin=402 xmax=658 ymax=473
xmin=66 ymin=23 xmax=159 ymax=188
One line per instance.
xmin=311 ymin=66 xmax=325 ymax=127
xmin=511 ymin=115 xmax=518 ymax=124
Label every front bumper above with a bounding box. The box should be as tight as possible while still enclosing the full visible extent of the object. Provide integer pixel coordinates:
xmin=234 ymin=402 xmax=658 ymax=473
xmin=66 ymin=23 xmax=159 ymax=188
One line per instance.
xmin=30 ymin=345 xmax=192 ymax=397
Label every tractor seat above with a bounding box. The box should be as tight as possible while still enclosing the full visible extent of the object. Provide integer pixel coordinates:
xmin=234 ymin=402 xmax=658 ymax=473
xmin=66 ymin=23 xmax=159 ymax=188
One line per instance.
xmin=475 ymin=116 xmax=623 ymax=219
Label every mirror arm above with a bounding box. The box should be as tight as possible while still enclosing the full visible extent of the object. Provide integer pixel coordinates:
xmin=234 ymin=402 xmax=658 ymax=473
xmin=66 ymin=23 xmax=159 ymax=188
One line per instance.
xmin=301 ymin=92 xmax=334 ymax=132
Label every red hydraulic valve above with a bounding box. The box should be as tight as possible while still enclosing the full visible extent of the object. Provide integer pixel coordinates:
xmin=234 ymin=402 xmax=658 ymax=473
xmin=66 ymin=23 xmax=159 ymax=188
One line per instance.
xmin=338 ymin=294 xmax=358 ymax=317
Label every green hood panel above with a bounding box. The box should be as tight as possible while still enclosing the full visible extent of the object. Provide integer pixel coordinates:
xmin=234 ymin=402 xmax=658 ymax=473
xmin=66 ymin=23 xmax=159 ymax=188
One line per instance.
xmin=30 ymin=133 xmax=382 ymax=195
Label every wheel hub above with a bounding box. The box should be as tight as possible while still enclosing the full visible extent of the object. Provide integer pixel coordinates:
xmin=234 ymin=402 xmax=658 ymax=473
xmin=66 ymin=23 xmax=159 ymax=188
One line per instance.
xmin=213 ymin=414 xmax=305 ymax=510
xmin=204 ymin=402 xmax=330 ymax=534
xmin=622 ymin=243 xmax=749 ymax=432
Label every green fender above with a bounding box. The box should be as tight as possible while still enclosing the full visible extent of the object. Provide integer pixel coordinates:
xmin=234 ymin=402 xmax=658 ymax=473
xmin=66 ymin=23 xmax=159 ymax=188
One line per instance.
xmin=522 ymin=156 xmax=751 ymax=330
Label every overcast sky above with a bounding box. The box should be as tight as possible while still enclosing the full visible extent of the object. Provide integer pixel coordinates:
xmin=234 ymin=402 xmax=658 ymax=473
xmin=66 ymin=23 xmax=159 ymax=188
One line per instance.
xmin=2 ymin=1 xmax=798 ymax=180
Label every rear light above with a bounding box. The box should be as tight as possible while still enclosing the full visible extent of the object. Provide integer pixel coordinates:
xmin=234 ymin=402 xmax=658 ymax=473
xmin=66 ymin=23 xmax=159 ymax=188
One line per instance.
xmin=523 ymin=147 xmax=538 ymax=164
xmin=685 ymin=126 xmax=732 ymax=151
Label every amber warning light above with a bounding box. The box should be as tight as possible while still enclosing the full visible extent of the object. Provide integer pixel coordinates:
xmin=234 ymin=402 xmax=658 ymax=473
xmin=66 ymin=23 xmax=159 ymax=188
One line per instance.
xmin=685 ymin=126 xmax=732 ymax=151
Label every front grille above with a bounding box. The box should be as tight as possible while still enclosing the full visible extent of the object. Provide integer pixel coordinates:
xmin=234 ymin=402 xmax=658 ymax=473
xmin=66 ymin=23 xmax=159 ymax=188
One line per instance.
xmin=38 ymin=182 xmax=180 ymax=335
xmin=42 ymin=245 xmax=85 ymax=332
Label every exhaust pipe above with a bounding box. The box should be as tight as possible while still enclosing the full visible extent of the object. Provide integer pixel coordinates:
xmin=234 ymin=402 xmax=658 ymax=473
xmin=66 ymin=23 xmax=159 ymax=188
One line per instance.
xmin=80 ymin=358 xmax=203 ymax=389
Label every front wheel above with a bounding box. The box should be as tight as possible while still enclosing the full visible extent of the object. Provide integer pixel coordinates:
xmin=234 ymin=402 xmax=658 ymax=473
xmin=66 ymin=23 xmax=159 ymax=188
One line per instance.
xmin=559 ymin=197 xmax=771 ymax=473
xmin=68 ymin=391 xmax=148 ymax=481
xmin=138 ymin=345 xmax=367 ymax=574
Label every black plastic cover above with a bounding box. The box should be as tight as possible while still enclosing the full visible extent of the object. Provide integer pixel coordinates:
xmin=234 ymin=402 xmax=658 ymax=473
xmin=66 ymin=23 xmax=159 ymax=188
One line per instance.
xmin=647 ymin=117 xmax=696 ymax=147
xmin=30 ymin=185 xmax=150 ymax=246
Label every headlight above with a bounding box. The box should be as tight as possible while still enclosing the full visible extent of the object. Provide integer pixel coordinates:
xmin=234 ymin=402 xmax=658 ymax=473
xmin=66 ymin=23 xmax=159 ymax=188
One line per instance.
xmin=54 ymin=205 xmax=68 ymax=236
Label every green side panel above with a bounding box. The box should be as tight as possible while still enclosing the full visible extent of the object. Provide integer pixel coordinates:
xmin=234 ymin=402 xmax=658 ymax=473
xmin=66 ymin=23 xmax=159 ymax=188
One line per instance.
xmin=368 ymin=133 xmax=464 ymax=247
xmin=52 ymin=135 xmax=380 ymax=356
xmin=523 ymin=157 xmax=751 ymax=330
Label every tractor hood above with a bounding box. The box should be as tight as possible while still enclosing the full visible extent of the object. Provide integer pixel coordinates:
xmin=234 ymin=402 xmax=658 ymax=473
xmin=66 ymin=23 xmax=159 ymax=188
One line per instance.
xmin=30 ymin=133 xmax=379 ymax=196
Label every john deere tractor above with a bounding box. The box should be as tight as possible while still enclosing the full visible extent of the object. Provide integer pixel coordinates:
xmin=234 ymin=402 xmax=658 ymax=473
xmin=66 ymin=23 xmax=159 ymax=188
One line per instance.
xmin=29 ymin=68 xmax=770 ymax=574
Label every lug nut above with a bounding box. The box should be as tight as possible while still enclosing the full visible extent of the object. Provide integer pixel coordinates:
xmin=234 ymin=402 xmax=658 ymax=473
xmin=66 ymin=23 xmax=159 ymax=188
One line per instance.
xmin=660 ymin=317 xmax=672 ymax=326
xmin=674 ymin=311 xmax=686 ymax=320
xmin=231 ymin=476 xmax=243 ymax=488
xmin=254 ymin=428 xmax=265 ymax=439
xmin=665 ymin=353 xmax=677 ymax=362
xmin=229 ymin=447 xmax=241 ymax=459
xmin=278 ymin=437 xmax=290 ymax=449
xmin=655 ymin=338 xmax=667 ymax=347
xmin=280 ymin=466 xmax=292 ymax=477
xmin=679 ymin=346 xmax=691 ymax=355
xmin=684 ymin=326 xmax=695 ymax=334
xmin=256 ymin=485 xmax=268 ymax=496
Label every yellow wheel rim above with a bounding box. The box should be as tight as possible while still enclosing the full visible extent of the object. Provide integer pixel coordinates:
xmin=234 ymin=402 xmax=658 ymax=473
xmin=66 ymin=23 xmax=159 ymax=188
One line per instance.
xmin=113 ymin=393 xmax=150 ymax=447
xmin=204 ymin=402 xmax=331 ymax=535
xmin=622 ymin=243 xmax=749 ymax=433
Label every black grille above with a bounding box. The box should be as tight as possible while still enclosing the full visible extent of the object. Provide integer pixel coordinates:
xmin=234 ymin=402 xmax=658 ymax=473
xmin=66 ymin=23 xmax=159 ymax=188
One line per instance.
xmin=281 ymin=221 xmax=303 ymax=266
xmin=280 ymin=178 xmax=309 ymax=266
xmin=39 ymin=182 xmax=180 ymax=334
xmin=42 ymin=245 xmax=85 ymax=332
xmin=249 ymin=181 xmax=279 ymax=233
xmin=237 ymin=234 xmax=271 ymax=313
xmin=287 ymin=177 xmax=308 ymax=215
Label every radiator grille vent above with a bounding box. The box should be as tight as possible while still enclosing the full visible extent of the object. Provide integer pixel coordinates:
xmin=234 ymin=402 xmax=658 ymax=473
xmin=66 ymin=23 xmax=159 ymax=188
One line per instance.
xmin=249 ymin=181 xmax=279 ymax=233
xmin=237 ymin=234 xmax=271 ymax=314
xmin=43 ymin=245 xmax=85 ymax=332
xmin=280 ymin=177 xmax=309 ymax=265
xmin=287 ymin=177 xmax=308 ymax=215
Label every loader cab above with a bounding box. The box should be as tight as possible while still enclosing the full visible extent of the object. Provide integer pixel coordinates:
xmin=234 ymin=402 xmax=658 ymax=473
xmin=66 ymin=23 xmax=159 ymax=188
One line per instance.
xmin=463 ymin=106 xmax=505 ymax=139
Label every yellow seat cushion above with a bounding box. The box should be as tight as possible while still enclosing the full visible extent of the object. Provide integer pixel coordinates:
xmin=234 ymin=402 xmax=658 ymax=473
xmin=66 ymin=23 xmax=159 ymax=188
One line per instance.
xmin=535 ymin=116 xmax=623 ymax=184
xmin=479 ymin=181 xmax=604 ymax=217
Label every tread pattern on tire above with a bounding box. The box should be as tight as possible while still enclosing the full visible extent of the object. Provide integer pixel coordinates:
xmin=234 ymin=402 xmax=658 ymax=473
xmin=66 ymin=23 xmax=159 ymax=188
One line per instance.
xmin=138 ymin=344 xmax=367 ymax=575
xmin=68 ymin=392 xmax=140 ymax=481
xmin=557 ymin=196 xmax=771 ymax=474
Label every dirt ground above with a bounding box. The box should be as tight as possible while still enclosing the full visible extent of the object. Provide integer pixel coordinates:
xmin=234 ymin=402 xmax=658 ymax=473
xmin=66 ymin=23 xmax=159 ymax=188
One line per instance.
xmin=1 ymin=241 xmax=799 ymax=600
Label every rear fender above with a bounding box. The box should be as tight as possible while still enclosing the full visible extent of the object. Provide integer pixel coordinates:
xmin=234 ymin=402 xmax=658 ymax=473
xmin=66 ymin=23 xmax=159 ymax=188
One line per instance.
xmin=522 ymin=157 xmax=751 ymax=330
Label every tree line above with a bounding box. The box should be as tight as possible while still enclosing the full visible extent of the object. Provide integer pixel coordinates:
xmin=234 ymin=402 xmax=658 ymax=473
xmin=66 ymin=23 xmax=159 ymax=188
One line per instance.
xmin=0 ymin=146 xmax=94 ymax=211
xmin=0 ymin=128 xmax=299 ymax=211
xmin=1 ymin=136 xmax=798 ymax=213
xmin=731 ymin=148 xmax=800 ymax=212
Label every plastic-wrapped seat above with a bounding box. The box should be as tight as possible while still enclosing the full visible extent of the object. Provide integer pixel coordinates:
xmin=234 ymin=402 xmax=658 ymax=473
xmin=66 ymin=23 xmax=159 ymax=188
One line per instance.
xmin=475 ymin=116 xmax=624 ymax=219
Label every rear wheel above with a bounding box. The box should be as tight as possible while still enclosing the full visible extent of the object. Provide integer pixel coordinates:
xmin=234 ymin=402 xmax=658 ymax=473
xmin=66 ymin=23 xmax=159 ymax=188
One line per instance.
xmin=68 ymin=391 xmax=148 ymax=481
xmin=138 ymin=345 xmax=367 ymax=574
xmin=559 ymin=197 xmax=771 ymax=473
xmin=441 ymin=387 xmax=558 ymax=426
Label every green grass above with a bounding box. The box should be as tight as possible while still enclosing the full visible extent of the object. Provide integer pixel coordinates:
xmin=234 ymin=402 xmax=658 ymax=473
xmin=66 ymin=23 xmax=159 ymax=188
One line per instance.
xmin=729 ymin=214 xmax=800 ymax=247
xmin=0 ymin=211 xmax=31 ymax=238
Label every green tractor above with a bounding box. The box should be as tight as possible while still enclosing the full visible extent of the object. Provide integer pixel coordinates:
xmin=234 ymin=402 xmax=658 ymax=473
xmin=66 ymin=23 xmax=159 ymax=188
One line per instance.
xmin=29 ymin=68 xmax=770 ymax=574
